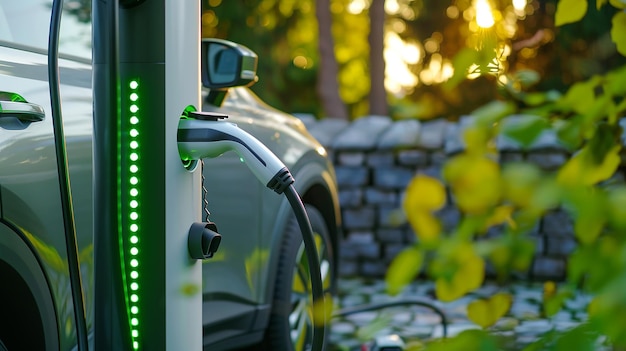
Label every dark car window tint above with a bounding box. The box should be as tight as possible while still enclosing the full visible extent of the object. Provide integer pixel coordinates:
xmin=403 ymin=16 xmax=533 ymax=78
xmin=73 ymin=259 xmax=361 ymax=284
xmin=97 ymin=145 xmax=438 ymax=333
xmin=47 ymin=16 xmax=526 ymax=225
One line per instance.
xmin=0 ymin=0 xmax=91 ymax=59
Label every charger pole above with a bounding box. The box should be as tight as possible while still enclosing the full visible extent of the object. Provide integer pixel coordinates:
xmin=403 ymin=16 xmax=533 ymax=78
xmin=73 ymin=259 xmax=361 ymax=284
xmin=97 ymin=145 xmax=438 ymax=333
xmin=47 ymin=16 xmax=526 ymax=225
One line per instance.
xmin=93 ymin=0 xmax=202 ymax=350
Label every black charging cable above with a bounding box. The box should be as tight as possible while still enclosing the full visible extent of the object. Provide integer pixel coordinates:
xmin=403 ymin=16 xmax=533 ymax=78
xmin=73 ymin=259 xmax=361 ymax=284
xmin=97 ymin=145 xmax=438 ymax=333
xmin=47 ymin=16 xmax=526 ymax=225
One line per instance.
xmin=49 ymin=0 xmax=89 ymax=350
xmin=284 ymin=184 xmax=326 ymax=351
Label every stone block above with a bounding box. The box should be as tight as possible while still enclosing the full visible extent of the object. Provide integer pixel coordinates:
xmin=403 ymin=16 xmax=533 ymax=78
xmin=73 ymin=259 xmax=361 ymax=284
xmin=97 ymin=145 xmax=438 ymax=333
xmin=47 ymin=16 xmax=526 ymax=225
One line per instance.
xmin=444 ymin=121 xmax=465 ymax=155
xmin=541 ymin=210 xmax=574 ymax=238
xmin=366 ymin=151 xmax=395 ymax=167
xmin=378 ymin=119 xmax=422 ymax=149
xmin=531 ymin=256 xmax=566 ymax=280
xmin=500 ymin=152 xmax=525 ymax=164
xmin=527 ymin=152 xmax=568 ymax=171
xmin=335 ymin=166 xmax=369 ymax=187
xmin=416 ymin=165 xmax=442 ymax=181
xmin=339 ymin=189 xmax=364 ymax=208
xmin=343 ymin=207 xmax=377 ymax=229
xmin=339 ymin=240 xmax=360 ymax=259
xmin=361 ymin=261 xmax=388 ymax=277
xmin=418 ymin=119 xmax=447 ymax=150
xmin=397 ymin=149 xmax=430 ymax=167
xmin=434 ymin=205 xmax=461 ymax=232
xmin=378 ymin=206 xmax=405 ymax=228
xmin=355 ymin=243 xmax=381 ymax=259
xmin=338 ymin=260 xmax=359 ymax=277
xmin=376 ymin=229 xmax=405 ymax=244
xmin=364 ymin=188 xmax=398 ymax=205
xmin=374 ymin=167 xmax=415 ymax=189
xmin=333 ymin=115 xmax=392 ymax=150
xmin=430 ymin=151 xmax=447 ymax=166
xmin=337 ymin=151 xmax=366 ymax=166
xmin=344 ymin=230 xmax=375 ymax=245
xmin=308 ymin=118 xmax=349 ymax=147
xmin=384 ymin=244 xmax=407 ymax=263
xmin=545 ymin=235 xmax=577 ymax=256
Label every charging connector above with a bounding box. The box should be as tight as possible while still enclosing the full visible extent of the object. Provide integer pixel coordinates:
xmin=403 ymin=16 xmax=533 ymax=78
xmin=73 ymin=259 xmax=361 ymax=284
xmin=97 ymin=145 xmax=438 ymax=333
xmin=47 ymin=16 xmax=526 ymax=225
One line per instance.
xmin=178 ymin=111 xmax=294 ymax=193
xmin=177 ymin=111 xmax=325 ymax=351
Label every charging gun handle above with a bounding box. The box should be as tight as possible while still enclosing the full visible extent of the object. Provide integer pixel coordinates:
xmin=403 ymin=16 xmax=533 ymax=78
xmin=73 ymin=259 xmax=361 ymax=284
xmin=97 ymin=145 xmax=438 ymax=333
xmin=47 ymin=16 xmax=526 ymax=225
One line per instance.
xmin=177 ymin=116 xmax=294 ymax=194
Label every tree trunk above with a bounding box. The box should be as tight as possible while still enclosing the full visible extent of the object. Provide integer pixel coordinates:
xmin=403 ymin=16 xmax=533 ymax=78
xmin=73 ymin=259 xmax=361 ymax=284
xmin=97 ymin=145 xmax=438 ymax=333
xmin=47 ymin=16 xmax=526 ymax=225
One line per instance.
xmin=315 ymin=0 xmax=349 ymax=120
xmin=368 ymin=0 xmax=388 ymax=116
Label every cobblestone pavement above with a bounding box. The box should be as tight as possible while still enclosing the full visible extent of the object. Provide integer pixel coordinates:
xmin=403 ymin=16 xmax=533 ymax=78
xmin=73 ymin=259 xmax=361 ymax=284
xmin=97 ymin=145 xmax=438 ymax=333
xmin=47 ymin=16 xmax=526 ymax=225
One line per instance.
xmin=328 ymin=278 xmax=594 ymax=351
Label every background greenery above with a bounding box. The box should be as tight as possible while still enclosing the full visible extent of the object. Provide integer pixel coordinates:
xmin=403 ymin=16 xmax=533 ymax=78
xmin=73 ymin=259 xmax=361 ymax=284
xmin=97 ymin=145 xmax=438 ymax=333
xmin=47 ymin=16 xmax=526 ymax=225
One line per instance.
xmin=204 ymin=0 xmax=626 ymax=349
xmin=203 ymin=0 xmax=625 ymax=121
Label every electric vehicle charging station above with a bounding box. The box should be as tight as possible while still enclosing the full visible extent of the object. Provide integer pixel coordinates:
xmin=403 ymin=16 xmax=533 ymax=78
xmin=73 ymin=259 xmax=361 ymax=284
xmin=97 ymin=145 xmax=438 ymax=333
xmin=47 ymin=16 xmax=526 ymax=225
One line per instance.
xmin=91 ymin=1 xmax=326 ymax=350
xmin=93 ymin=0 xmax=203 ymax=349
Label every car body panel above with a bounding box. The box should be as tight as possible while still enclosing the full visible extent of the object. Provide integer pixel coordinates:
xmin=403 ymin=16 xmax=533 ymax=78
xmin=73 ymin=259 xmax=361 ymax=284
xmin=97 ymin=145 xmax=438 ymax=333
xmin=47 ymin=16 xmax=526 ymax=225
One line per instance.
xmin=0 ymin=43 xmax=94 ymax=349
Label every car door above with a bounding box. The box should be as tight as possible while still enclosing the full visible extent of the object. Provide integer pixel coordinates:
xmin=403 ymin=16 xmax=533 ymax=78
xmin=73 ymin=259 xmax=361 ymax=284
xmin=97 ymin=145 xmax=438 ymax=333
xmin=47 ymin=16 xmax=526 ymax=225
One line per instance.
xmin=0 ymin=1 xmax=93 ymax=349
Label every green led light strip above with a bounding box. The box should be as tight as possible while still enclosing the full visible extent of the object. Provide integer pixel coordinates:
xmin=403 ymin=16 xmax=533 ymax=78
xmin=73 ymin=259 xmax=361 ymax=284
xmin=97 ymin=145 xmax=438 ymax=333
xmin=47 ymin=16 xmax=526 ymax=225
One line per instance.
xmin=125 ymin=79 xmax=141 ymax=350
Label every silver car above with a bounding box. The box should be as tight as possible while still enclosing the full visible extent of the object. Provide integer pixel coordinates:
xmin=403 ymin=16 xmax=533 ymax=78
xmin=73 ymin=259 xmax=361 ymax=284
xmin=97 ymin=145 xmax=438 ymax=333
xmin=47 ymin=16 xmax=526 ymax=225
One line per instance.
xmin=0 ymin=1 xmax=340 ymax=350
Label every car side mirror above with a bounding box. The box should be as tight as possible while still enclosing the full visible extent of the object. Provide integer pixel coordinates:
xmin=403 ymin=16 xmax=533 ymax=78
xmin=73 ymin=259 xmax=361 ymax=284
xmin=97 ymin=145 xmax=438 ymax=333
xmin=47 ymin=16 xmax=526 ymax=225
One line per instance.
xmin=202 ymin=38 xmax=258 ymax=90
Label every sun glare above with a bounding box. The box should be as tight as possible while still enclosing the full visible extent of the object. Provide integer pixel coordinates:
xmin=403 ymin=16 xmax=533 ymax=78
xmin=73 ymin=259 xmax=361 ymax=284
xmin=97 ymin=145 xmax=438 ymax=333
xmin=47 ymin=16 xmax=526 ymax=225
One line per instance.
xmin=474 ymin=0 xmax=495 ymax=28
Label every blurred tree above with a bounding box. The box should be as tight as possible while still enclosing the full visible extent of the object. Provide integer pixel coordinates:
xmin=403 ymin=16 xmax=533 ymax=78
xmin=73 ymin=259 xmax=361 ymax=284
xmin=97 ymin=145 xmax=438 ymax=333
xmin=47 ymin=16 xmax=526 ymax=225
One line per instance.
xmin=203 ymin=0 xmax=322 ymax=116
xmin=368 ymin=0 xmax=388 ymax=116
xmin=316 ymin=0 xmax=350 ymax=119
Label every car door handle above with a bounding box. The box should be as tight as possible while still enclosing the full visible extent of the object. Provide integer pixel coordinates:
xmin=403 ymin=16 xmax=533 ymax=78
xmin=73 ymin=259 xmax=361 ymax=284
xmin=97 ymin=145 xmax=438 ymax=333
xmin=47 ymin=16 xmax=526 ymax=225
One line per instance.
xmin=0 ymin=100 xmax=45 ymax=122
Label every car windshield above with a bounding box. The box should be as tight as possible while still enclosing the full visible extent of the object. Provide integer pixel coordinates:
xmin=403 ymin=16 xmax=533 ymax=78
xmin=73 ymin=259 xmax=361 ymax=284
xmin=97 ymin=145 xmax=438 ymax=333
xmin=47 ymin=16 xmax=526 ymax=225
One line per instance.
xmin=0 ymin=0 xmax=91 ymax=59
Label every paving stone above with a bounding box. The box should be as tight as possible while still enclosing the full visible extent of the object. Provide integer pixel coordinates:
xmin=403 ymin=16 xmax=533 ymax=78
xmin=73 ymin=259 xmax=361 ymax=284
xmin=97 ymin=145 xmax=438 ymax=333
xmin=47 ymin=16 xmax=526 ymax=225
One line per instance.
xmin=432 ymin=323 xmax=480 ymax=338
xmin=331 ymin=321 xmax=358 ymax=335
xmin=514 ymin=319 xmax=553 ymax=335
xmin=329 ymin=278 xmax=592 ymax=350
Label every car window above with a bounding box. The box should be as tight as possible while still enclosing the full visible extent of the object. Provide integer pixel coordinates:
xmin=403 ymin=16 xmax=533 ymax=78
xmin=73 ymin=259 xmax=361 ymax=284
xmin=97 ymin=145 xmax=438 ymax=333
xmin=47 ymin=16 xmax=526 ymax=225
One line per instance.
xmin=0 ymin=0 xmax=91 ymax=59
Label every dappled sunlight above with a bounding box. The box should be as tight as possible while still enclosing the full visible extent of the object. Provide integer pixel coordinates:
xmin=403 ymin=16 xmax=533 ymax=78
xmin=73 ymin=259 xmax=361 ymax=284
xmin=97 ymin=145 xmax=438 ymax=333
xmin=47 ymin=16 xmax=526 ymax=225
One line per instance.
xmin=384 ymin=32 xmax=420 ymax=96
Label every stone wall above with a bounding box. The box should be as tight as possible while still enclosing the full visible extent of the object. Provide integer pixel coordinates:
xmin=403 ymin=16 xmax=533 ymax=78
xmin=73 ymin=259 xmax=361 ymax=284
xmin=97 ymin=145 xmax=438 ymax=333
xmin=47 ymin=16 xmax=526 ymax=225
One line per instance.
xmin=296 ymin=114 xmax=626 ymax=281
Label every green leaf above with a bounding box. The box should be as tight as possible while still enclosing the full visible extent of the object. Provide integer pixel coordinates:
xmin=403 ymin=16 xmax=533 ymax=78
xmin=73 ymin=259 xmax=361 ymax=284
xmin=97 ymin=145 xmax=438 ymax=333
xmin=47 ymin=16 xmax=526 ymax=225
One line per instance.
xmin=587 ymin=123 xmax=618 ymax=164
xmin=610 ymin=0 xmax=626 ymax=9
xmin=611 ymin=11 xmax=626 ymax=56
xmin=555 ymin=0 xmax=588 ymax=26
xmin=555 ymin=324 xmax=596 ymax=351
xmin=555 ymin=115 xmax=585 ymax=150
xmin=560 ymin=78 xmax=598 ymax=115
xmin=467 ymin=293 xmax=513 ymax=328
xmin=385 ymin=246 xmax=423 ymax=295
xmin=425 ymin=329 xmax=498 ymax=351
xmin=501 ymin=115 xmax=549 ymax=148
xmin=605 ymin=65 xmax=626 ymax=97
xmin=445 ymin=48 xmax=480 ymax=89
xmin=514 ymin=69 xmax=541 ymax=88
xmin=471 ymin=100 xmax=517 ymax=127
